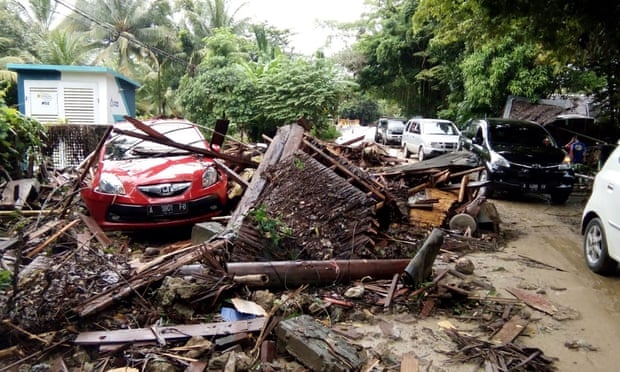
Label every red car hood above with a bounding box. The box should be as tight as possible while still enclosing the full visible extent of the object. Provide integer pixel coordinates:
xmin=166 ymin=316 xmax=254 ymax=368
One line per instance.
xmin=101 ymin=155 xmax=211 ymax=184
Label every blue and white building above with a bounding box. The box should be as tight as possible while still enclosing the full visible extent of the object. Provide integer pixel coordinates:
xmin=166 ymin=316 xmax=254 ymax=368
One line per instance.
xmin=7 ymin=63 xmax=139 ymax=125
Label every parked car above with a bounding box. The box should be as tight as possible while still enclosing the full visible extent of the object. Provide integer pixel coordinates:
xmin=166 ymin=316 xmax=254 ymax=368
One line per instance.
xmin=80 ymin=118 xmax=228 ymax=230
xmin=581 ymin=142 xmax=620 ymax=275
xmin=402 ymin=118 xmax=460 ymax=161
xmin=459 ymin=118 xmax=575 ymax=204
xmin=374 ymin=117 xmax=406 ymax=145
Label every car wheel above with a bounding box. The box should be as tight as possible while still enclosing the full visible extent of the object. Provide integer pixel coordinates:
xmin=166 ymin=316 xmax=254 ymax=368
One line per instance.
xmin=550 ymin=191 xmax=571 ymax=204
xmin=583 ymin=217 xmax=617 ymax=275
xmin=404 ymin=146 xmax=411 ymax=158
xmin=418 ymin=147 xmax=425 ymax=161
xmin=476 ymin=168 xmax=494 ymax=198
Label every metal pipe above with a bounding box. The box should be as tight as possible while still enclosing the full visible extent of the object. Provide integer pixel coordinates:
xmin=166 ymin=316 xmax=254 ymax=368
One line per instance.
xmin=226 ymin=259 xmax=411 ymax=288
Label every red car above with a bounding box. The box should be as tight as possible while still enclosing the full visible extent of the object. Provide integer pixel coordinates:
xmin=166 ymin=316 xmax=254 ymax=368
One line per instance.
xmin=80 ymin=118 xmax=228 ymax=230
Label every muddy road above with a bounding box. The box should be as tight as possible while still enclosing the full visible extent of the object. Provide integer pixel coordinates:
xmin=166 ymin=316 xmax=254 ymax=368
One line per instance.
xmin=354 ymin=189 xmax=620 ymax=371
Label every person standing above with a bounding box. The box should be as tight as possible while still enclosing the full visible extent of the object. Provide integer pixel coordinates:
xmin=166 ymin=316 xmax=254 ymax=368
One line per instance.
xmin=565 ymin=136 xmax=587 ymax=165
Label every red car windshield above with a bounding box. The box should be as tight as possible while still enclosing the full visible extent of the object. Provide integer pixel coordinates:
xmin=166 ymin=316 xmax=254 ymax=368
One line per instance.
xmin=104 ymin=121 xmax=208 ymax=160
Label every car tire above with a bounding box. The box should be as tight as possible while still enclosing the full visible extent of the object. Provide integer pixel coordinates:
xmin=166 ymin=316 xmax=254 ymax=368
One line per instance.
xmin=550 ymin=191 xmax=571 ymax=204
xmin=476 ymin=168 xmax=494 ymax=198
xmin=418 ymin=146 xmax=425 ymax=161
xmin=583 ymin=217 xmax=617 ymax=275
xmin=404 ymin=146 xmax=410 ymax=158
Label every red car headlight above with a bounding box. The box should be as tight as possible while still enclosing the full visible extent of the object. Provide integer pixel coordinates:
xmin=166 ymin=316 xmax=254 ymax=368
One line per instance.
xmin=96 ymin=173 xmax=126 ymax=195
xmin=202 ymin=166 xmax=219 ymax=188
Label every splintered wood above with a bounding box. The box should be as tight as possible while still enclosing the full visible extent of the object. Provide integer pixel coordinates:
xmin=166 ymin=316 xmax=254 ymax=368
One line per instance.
xmin=444 ymin=329 xmax=556 ymax=371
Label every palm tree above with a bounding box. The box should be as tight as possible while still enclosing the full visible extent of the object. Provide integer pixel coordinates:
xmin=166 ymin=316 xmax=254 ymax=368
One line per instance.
xmin=12 ymin=0 xmax=58 ymax=33
xmin=35 ymin=29 xmax=94 ymax=65
xmin=59 ymin=0 xmax=178 ymax=77
xmin=175 ymin=0 xmax=249 ymax=67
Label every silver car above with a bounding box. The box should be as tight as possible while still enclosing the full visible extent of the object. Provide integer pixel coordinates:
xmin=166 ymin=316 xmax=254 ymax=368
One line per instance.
xmin=401 ymin=118 xmax=460 ymax=161
xmin=581 ymin=142 xmax=620 ymax=275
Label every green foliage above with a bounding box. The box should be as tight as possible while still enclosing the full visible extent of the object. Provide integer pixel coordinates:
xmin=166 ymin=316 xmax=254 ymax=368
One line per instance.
xmin=250 ymin=204 xmax=293 ymax=250
xmin=310 ymin=122 xmax=340 ymax=141
xmin=178 ymin=28 xmax=350 ymax=141
xmin=338 ymin=94 xmax=380 ymax=125
xmin=0 ymin=92 xmax=47 ymax=180
xmin=460 ymin=36 xmax=554 ymax=116
xmin=0 ymin=269 xmax=11 ymax=290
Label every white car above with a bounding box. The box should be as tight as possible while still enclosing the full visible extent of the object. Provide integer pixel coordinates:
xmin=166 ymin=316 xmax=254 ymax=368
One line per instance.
xmin=401 ymin=118 xmax=460 ymax=161
xmin=581 ymin=143 xmax=620 ymax=274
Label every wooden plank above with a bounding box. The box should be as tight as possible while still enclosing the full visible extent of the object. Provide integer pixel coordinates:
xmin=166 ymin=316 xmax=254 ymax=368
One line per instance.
xmin=74 ymin=318 xmax=265 ymax=345
xmin=506 ymin=287 xmax=557 ymax=315
xmin=25 ymin=220 xmax=64 ymax=241
xmin=400 ymin=352 xmax=420 ymax=372
xmin=0 ymin=178 xmax=39 ymax=210
xmin=226 ymin=125 xmax=300 ymax=233
xmin=123 ymin=116 xmax=169 ymax=141
xmin=408 ymin=188 xmax=458 ymax=227
xmin=25 ymin=219 xmax=80 ymax=258
xmin=213 ymin=158 xmax=249 ymax=188
xmin=490 ymin=315 xmax=529 ymax=345
xmin=78 ymin=213 xmax=111 ymax=247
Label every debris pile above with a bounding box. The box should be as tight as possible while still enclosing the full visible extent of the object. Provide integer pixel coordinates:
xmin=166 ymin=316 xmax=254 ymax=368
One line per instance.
xmin=0 ymin=121 xmax=559 ymax=371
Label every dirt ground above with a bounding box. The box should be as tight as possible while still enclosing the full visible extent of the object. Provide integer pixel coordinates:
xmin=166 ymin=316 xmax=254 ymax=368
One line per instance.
xmin=350 ymin=189 xmax=620 ymax=371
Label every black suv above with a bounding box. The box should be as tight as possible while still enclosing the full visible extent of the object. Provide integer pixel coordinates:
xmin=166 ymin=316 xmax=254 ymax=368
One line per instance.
xmin=459 ymin=118 xmax=575 ymax=204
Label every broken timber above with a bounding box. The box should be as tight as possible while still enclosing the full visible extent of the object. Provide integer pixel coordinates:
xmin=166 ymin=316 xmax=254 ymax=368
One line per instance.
xmin=224 ymin=124 xmax=305 ymax=236
xmin=74 ymin=318 xmax=265 ymax=345
xmin=73 ymin=240 xmax=227 ymax=317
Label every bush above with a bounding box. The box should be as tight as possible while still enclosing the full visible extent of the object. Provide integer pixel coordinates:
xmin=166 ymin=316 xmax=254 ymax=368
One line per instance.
xmin=0 ymin=89 xmax=47 ymax=181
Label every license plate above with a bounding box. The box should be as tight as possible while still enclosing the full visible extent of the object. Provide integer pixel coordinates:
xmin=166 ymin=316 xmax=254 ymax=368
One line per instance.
xmin=527 ymin=184 xmax=539 ymax=192
xmin=147 ymin=202 xmax=188 ymax=216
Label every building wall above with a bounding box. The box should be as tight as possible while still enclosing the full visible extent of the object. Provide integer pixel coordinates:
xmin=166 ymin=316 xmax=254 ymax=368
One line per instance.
xmin=9 ymin=64 xmax=138 ymax=125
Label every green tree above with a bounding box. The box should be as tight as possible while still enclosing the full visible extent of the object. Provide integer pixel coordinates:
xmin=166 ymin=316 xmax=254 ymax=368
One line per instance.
xmin=339 ymin=94 xmax=380 ymax=125
xmin=177 ymin=29 xmax=250 ymax=128
xmin=476 ymin=0 xmax=619 ymax=125
xmin=0 ymin=89 xmax=46 ymax=180
xmin=61 ymin=0 xmax=177 ymax=77
xmin=34 ymin=29 xmax=93 ymax=65
xmin=254 ymin=56 xmax=350 ymax=138
xmin=351 ymin=0 xmax=445 ymax=118
xmin=174 ymin=0 xmax=249 ymax=67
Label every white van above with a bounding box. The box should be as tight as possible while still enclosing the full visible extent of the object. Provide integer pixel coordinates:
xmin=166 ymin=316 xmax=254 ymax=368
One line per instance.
xmin=402 ymin=118 xmax=460 ymax=161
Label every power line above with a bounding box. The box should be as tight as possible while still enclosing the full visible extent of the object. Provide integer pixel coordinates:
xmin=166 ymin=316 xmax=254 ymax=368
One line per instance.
xmin=53 ymin=0 xmax=193 ymax=69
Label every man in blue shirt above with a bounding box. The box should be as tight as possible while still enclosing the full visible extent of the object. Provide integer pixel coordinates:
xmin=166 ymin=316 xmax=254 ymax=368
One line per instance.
xmin=565 ymin=136 xmax=587 ymax=164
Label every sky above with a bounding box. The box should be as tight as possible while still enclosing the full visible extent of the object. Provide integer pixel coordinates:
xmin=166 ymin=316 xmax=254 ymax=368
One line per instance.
xmin=232 ymin=0 xmax=368 ymax=55
xmin=50 ymin=0 xmax=368 ymax=56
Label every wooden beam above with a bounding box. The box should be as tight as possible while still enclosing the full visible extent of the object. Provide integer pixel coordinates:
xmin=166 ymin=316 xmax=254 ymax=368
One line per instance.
xmin=74 ymin=318 xmax=265 ymax=345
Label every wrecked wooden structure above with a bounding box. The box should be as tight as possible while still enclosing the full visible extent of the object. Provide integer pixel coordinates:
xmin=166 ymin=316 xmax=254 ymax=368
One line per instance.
xmin=0 ymin=119 xmax=553 ymax=371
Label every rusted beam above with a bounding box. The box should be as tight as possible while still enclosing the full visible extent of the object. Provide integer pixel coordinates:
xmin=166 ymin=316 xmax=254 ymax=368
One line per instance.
xmin=226 ymin=259 xmax=411 ymax=288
